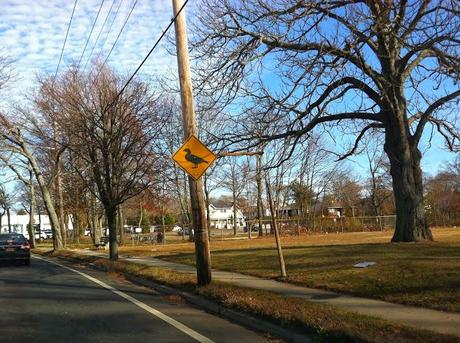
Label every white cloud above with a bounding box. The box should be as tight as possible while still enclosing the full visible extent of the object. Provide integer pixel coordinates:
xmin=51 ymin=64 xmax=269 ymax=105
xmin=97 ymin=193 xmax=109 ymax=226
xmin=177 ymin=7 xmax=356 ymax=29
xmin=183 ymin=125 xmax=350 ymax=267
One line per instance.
xmin=0 ymin=0 xmax=181 ymax=101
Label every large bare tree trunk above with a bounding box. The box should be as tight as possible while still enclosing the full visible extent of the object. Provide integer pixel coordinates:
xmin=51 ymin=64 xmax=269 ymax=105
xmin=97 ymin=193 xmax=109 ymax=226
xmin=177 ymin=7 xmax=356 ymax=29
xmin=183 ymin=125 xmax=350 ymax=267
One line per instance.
xmin=385 ymin=114 xmax=433 ymax=242
xmin=28 ymin=170 xmax=36 ymax=248
xmin=256 ymin=154 xmax=264 ymax=237
xmin=73 ymin=212 xmax=81 ymax=245
xmin=138 ymin=200 xmax=143 ymax=229
xmin=42 ymin=185 xmax=63 ymax=250
xmin=203 ymin=174 xmax=212 ymax=238
xmin=89 ymin=192 xmax=100 ymax=245
xmin=117 ymin=205 xmax=124 ymax=245
xmin=232 ymin=173 xmax=238 ymax=236
xmin=7 ymin=208 xmax=11 ymax=233
xmin=37 ymin=211 xmax=41 ymax=238
xmin=22 ymin=142 xmax=63 ymax=249
xmin=57 ymin=162 xmax=66 ymax=247
xmin=106 ymin=205 xmax=118 ymax=260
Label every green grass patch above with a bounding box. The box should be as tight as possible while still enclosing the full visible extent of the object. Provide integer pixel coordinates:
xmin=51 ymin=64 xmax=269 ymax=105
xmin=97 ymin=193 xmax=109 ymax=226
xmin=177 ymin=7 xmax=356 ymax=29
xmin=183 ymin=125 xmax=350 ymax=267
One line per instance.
xmin=33 ymin=249 xmax=458 ymax=343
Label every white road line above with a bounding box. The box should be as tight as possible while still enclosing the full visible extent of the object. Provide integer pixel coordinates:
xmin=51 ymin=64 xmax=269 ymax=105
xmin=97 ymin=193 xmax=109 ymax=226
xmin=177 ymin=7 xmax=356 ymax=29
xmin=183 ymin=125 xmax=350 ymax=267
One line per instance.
xmin=34 ymin=255 xmax=215 ymax=343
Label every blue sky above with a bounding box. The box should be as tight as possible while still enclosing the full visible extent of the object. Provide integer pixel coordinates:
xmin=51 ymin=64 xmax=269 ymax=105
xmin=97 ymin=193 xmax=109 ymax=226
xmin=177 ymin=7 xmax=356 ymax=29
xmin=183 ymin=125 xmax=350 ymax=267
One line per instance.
xmin=0 ymin=0 xmax=457 ymax=179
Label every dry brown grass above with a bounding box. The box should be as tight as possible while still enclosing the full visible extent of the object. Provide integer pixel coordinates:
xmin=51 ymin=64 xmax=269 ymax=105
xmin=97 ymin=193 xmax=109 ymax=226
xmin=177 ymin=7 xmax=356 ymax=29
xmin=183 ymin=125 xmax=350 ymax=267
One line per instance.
xmin=33 ymin=249 xmax=458 ymax=343
xmin=36 ymin=228 xmax=460 ymax=313
xmin=160 ymin=228 xmax=460 ymax=313
xmin=117 ymin=227 xmax=460 ymax=257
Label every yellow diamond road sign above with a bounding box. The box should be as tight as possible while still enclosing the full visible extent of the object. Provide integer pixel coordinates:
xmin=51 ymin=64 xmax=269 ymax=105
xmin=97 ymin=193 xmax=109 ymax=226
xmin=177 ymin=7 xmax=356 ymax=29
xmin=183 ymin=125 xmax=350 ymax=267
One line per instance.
xmin=172 ymin=135 xmax=217 ymax=180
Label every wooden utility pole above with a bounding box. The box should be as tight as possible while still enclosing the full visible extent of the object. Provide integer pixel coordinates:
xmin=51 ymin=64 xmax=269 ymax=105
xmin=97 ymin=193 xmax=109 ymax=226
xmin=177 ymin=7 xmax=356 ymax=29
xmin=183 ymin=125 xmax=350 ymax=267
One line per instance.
xmin=172 ymin=0 xmax=212 ymax=285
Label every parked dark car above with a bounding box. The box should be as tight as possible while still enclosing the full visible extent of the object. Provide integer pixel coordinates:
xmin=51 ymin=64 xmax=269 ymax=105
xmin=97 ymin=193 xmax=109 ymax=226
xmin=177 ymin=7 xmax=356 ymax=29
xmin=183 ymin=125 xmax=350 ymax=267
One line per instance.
xmin=0 ymin=233 xmax=31 ymax=265
xmin=177 ymin=227 xmax=194 ymax=236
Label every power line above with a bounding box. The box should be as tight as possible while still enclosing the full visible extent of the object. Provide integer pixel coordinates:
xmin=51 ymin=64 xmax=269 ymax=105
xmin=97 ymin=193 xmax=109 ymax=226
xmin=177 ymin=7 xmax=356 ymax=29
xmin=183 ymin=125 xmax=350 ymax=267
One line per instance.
xmin=83 ymin=0 xmax=117 ymax=71
xmin=110 ymin=0 xmax=190 ymax=107
xmin=77 ymin=0 xmax=106 ymax=68
xmin=54 ymin=0 xmax=78 ymax=79
xmin=98 ymin=0 xmax=123 ymax=54
xmin=95 ymin=0 xmax=138 ymax=79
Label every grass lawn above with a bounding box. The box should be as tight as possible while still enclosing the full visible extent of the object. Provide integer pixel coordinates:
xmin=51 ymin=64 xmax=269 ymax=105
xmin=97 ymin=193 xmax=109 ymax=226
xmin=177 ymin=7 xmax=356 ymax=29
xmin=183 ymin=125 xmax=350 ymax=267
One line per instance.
xmin=157 ymin=227 xmax=460 ymax=313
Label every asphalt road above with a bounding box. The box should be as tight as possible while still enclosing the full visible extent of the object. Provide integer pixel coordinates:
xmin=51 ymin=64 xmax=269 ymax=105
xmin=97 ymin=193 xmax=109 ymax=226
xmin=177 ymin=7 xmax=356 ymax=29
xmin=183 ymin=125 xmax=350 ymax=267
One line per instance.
xmin=0 ymin=256 xmax=267 ymax=343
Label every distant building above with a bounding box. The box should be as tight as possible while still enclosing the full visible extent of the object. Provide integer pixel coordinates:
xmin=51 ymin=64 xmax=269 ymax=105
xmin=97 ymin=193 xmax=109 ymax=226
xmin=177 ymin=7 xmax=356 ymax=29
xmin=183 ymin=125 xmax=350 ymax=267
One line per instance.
xmin=326 ymin=204 xmax=344 ymax=218
xmin=208 ymin=204 xmax=246 ymax=230
xmin=0 ymin=214 xmax=52 ymax=239
xmin=276 ymin=207 xmax=300 ymax=217
xmin=0 ymin=213 xmax=73 ymax=239
xmin=244 ymin=205 xmax=271 ymax=220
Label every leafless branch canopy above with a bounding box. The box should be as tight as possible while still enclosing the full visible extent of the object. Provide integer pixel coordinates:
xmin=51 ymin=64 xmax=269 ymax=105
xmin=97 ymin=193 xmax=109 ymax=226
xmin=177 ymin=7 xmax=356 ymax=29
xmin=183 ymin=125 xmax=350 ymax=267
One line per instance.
xmin=192 ymin=0 xmax=460 ymax=157
xmin=34 ymin=65 xmax=167 ymax=208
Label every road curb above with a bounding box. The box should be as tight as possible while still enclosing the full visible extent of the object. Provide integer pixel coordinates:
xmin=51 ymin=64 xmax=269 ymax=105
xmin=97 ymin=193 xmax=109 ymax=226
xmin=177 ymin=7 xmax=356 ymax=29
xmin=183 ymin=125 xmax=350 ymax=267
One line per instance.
xmin=124 ymin=274 xmax=311 ymax=343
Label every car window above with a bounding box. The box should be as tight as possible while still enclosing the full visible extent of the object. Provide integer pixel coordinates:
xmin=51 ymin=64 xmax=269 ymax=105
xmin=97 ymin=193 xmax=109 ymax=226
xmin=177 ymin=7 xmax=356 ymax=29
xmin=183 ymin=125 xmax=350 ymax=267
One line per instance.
xmin=0 ymin=233 xmax=26 ymax=244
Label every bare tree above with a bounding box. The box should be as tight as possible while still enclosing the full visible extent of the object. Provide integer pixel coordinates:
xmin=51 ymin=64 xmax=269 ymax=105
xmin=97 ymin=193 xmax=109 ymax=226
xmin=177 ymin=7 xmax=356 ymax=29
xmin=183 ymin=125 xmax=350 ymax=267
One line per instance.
xmin=0 ymin=114 xmax=63 ymax=249
xmin=0 ymin=155 xmax=37 ymax=247
xmin=192 ymin=0 xmax=460 ymax=242
xmin=62 ymin=152 xmax=90 ymax=244
xmin=0 ymin=55 xmax=14 ymax=94
xmin=363 ymin=137 xmax=394 ymax=216
xmin=19 ymin=110 xmax=69 ymax=246
xmin=35 ymin=66 xmax=166 ymax=260
xmin=220 ymin=157 xmax=251 ymax=235
xmin=153 ymin=96 xmax=191 ymax=227
xmin=425 ymin=164 xmax=460 ymax=226
xmin=330 ymin=170 xmax=363 ymax=217
xmin=0 ymin=184 xmax=12 ymax=233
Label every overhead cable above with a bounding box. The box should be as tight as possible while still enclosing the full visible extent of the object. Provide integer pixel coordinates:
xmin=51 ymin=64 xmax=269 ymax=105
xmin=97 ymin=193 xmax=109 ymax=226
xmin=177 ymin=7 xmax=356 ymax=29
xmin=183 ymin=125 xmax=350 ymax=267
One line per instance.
xmin=54 ymin=0 xmax=78 ymax=79
xmin=110 ymin=0 xmax=190 ymax=106
xmin=98 ymin=0 xmax=124 ymax=54
xmin=94 ymin=0 xmax=138 ymax=79
xmin=77 ymin=0 xmax=106 ymax=68
xmin=83 ymin=0 xmax=117 ymax=71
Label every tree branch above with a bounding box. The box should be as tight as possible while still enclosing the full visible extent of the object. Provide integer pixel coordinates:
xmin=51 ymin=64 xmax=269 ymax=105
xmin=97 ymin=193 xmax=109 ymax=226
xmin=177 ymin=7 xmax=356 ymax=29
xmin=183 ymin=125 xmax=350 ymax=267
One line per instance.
xmin=336 ymin=123 xmax=385 ymax=161
xmin=412 ymin=89 xmax=460 ymax=145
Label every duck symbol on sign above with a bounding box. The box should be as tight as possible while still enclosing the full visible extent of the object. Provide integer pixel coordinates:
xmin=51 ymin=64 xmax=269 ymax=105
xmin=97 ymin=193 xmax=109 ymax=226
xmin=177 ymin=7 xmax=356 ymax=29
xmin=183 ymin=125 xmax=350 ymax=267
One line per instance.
xmin=184 ymin=148 xmax=208 ymax=168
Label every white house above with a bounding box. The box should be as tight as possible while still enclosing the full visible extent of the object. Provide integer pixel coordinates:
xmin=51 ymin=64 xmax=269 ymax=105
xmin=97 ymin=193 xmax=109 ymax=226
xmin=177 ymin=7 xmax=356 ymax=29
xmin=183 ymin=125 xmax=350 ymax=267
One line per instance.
xmin=0 ymin=213 xmax=73 ymax=240
xmin=327 ymin=205 xmax=344 ymax=218
xmin=208 ymin=204 xmax=246 ymax=230
xmin=0 ymin=214 xmax=52 ymax=239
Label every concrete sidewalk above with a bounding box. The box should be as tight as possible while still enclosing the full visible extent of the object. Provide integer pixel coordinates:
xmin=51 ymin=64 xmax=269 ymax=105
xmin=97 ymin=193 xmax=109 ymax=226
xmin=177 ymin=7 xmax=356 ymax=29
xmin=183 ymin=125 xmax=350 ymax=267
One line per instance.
xmin=74 ymin=249 xmax=460 ymax=338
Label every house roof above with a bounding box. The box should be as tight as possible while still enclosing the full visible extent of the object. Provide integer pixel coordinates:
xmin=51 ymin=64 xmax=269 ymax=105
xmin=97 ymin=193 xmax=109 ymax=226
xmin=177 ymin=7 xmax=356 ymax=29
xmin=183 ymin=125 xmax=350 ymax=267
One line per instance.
xmin=210 ymin=202 xmax=234 ymax=210
xmin=210 ymin=199 xmax=234 ymax=207
xmin=327 ymin=204 xmax=343 ymax=209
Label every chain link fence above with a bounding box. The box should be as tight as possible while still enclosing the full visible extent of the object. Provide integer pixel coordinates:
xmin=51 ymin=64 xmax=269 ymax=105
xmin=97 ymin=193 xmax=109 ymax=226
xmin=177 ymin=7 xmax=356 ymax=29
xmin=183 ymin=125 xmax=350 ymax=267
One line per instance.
xmin=243 ymin=215 xmax=397 ymax=235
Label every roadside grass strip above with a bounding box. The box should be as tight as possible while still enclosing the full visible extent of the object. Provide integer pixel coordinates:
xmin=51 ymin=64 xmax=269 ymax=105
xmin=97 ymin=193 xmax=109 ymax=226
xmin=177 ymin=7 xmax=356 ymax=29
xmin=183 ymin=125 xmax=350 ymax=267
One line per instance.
xmin=34 ymin=250 xmax=459 ymax=343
